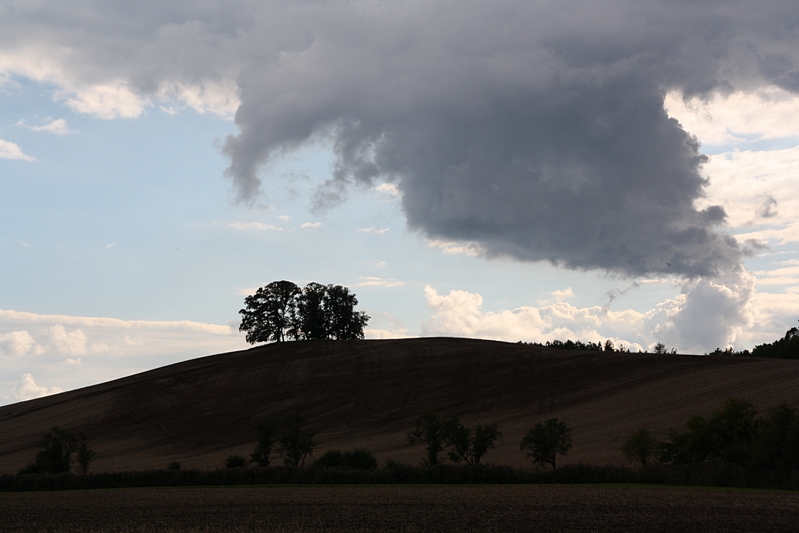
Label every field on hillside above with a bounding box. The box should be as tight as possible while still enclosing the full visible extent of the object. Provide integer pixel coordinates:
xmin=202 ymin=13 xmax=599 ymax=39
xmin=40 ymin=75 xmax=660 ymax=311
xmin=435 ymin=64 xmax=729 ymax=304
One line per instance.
xmin=2 ymin=338 xmax=799 ymax=473
xmin=2 ymin=485 xmax=799 ymax=532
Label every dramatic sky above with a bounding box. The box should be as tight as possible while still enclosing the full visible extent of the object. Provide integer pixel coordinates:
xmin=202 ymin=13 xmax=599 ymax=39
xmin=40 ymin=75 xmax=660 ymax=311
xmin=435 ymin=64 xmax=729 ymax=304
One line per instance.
xmin=2 ymin=0 xmax=798 ymax=404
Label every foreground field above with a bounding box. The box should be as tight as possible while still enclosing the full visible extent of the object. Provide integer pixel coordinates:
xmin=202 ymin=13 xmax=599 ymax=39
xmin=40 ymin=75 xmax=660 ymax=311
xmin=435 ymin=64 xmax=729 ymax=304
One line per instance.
xmin=2 ymin=485 xmax=799 ymax=532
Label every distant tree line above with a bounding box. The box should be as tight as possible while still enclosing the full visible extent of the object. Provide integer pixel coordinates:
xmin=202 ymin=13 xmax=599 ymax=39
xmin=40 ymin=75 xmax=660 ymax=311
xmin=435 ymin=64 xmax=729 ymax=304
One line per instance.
xmin=622 ymin=397 xmax=799 ymax=470
xmin=709 ymin=321 xmax=799 ymax=360
xmin=239 ymin=280 xmax=369 ymax=344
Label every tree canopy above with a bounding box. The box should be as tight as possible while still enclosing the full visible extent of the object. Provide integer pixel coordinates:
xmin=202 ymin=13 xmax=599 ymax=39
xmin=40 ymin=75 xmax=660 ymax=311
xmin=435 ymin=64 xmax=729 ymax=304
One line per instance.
xmin=239 ymin=281 xmax=369 ymax=343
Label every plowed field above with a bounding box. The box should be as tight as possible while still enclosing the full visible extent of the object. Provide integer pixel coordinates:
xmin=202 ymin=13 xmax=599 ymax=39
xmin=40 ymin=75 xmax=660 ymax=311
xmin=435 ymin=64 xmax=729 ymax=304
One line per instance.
xmin=2 ymin=485 xmax=798 ymax=532
xmin=2 ymin=338 xmax=799 ymax=472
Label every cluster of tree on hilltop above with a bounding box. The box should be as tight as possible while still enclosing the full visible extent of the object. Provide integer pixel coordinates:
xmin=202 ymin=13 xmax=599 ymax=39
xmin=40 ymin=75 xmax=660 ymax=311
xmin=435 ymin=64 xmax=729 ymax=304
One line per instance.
xmin=239 ymin=280 xmax=369 ymax=344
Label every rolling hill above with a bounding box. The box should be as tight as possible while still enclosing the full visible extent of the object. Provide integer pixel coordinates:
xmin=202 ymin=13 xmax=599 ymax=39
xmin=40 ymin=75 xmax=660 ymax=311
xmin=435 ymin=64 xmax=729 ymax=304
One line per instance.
xmin=2 ymin=337 xmax=799 ymax=473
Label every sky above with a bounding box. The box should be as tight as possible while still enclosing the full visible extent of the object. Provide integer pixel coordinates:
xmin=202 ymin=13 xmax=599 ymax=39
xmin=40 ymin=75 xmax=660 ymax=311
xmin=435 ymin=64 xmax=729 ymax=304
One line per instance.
xmin=1 ymin=0 xmax=799 ymax=405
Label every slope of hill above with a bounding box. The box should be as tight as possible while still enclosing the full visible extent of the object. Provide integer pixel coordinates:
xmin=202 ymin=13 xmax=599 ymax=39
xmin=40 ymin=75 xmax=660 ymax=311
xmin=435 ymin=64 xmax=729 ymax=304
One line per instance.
xmin=2 ymin=337 xmax=799 ymax=473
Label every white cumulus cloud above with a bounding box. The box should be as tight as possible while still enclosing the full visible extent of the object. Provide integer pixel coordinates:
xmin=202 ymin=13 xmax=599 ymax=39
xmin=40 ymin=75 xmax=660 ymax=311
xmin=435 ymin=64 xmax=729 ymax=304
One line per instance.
xmin=11 ymin=373 xmax=62 ymax=401
xmin=0 ymin=139 xmax=34 ymax=161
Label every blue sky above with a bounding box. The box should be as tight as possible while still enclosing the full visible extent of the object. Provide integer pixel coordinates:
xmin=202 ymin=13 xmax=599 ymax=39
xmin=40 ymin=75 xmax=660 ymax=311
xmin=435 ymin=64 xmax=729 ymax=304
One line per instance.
xmin=2 ymin=1 xmax=799 ymax=404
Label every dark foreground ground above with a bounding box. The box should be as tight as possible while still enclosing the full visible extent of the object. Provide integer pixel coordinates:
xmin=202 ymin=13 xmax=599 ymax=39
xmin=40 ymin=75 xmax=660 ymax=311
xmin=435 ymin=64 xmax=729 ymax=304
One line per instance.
xmin=2 ymin=485 xmax=798 ymax=533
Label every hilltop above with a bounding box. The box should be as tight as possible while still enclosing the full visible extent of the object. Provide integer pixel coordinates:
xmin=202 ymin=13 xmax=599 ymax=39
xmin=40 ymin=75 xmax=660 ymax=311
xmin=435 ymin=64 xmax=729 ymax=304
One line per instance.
xmin=2 ymin=337 xmax=799 ymax=473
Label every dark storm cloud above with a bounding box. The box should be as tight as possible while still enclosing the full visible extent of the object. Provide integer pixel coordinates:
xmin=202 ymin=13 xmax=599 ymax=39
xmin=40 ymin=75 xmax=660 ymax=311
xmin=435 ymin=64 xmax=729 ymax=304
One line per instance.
xmin=221 ymin=0 xmax=799 ymax=277
xmin=5 ymin=0 xmax=799 ymax=277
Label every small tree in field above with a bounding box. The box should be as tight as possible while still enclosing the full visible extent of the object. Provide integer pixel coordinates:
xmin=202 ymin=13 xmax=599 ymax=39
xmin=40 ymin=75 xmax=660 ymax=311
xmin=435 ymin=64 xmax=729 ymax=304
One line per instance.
xmin=622 ymin=429 xmax=658 ymax=467
xmin=520 ymin=418 xmax=572 ymax=469
xmin=250 ymin=418 xmax=279 ymax=467
xmin=443 ymin=417 xmax=501 ymax=465
xmin=276 ymin=413 xmax=315 ymax=468
xmin=408 ymin=413 xmax=447 ymax=467
xmin=76 ymin=433 xmax=96 ymax=474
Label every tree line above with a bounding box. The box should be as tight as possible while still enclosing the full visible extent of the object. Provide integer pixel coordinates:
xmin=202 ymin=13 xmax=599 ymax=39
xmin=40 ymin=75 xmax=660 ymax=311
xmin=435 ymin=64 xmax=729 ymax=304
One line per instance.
xmin=239 ymin=280 xmax=369 ymax=344
xmin=622 ymin=397 xmax=799 ymax=470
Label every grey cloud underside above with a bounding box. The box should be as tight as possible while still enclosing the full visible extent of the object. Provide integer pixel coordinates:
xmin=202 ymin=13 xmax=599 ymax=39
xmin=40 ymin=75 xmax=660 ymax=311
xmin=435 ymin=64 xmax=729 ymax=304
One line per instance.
xmin=7 ymin=0 xmax=799 ymax=277
xmin=222 ymin=1 xmax=799 ymax=277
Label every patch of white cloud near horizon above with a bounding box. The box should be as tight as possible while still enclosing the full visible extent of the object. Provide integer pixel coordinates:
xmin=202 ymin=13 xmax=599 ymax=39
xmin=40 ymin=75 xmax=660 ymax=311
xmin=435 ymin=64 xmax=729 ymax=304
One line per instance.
xmin=0 ymin=139 xmax=34 ymax=161
xmin=300 ymin=222 xmax=322 ymax=229
xmin=422 ymin=271 xmax=760 ymax=353
xmin=355 ymin=277 xmax=404 ymax=288
xmin=357 ymin=227 xmax=389 ymax=235
xmin=0 ymin=309 xmax=248 ymax=403
xmin=11 ymin=373 xmax=62 ymax=402
xmin=425 ymin=239 xmax=484 ymax=257
xmin=364 ymin=311 xmax=411 ymax=340
xmin=228 ymin=221 xmax=282 ymax=231
xmin=16 ymin=118 xmax=74 ymax=135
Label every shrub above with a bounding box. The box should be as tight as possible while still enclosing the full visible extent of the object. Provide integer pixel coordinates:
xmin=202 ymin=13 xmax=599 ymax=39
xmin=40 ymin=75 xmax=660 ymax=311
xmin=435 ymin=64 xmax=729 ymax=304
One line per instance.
xmin=343 ymin=448 xmax=378 ymax=470
xmin=166 ymin=461 xmax=181 ymax=470
xmin=622 ymin=429 xmax=658 ymax=467
xmin=225 ymin=455 xmax=248 ymax=468
xmin=314 ymin=449 xmax=346 ymax=468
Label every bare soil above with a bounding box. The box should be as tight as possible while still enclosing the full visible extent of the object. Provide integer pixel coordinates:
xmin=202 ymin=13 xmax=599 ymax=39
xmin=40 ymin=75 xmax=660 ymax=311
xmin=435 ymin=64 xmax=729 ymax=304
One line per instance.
xmin=2 ymin=485 xmax=799 ymax=532
xmin=2 ymin=338 xmax=799 ymax=472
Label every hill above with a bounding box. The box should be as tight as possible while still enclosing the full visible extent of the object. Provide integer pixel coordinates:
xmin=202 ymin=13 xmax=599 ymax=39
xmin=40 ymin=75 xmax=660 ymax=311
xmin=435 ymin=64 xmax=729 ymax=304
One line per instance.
xmin=2 ymin=337 xmax=799 ymax=473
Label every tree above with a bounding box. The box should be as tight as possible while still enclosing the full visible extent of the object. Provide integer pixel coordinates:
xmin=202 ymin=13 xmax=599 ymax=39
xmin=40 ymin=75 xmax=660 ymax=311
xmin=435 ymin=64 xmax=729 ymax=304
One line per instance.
xmin=75 ymin=433 xmax=96 ymax=474
xmin=520 ymin=418 xmax=572 ymax=469
xmin=239 ymin=280 xmax=301 ymax=343
xmin=408 ymin=413 xmax=447 ymax=467
xmin=21 ymin=427 xmax=77 ymax=474
xmin=443 ymin=417 xmax=501 ymax=465
xmin=622 ymin=429 xmax=658 ymax=467
xmin=658 ymin=397 xmax=761 ymax=466
xmin=276 ymin=413 xmax=315 ymax=468
xmin=297 ymin=282 xmax=329 ymax=340
xmin=323 ymin=284 xmax=369 ymax=340
xmin=239 ymin=281 xmax=370 ymax=343
xmin=653 ymin=342 xmax=667 ymax=354
xmin=250 ymin=418 xmax=280 ymax=467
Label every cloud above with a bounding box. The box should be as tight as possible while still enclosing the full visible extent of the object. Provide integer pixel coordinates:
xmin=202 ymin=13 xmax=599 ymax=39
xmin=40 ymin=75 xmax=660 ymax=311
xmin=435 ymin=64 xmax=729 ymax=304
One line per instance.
xmin=17 ymin=118 xmax=75 ymax=135
xmin=11 ymin=373 xmax=63 ymax=401
xmin=357 ymin=227 xmax=389 ymax=235
xmin=650 ymin=270 xmax=756 ymax=353
xmin=300 ymin=222 xmax=322 ymax=229
xmin=0 ymin=139 xmax=34 ymax=161
xmin=422 ymin=272 xmax=766 ymax=354
xmin=550 ymin=288 xmax=575 ymax=302
xmin=0 ymin=330 xmax=44 ymax=356
xmin=50 ymin=325 xmax=87 ymax=355
xmin=228 ymin=221 xmax=282 ymax=231
xmin=7 ymin=2 xmax=799 ymax=276
xmin=355 ymin=277 xmax=404 ymax=288
xmin=0 ymin=308 xmax=248 ymax=405
xmin=426 ymin=239 xmax=484 ymax=257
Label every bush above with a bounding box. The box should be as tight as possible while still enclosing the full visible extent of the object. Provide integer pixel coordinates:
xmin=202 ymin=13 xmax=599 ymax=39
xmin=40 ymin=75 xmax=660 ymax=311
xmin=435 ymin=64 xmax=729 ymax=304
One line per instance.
xmin=225 ymin=455 xmax=248 ymax=468
xmin=314 ymin=449 xmax=346 ymax=468
xmin=166 ymin=461 xmax=181 ymax=470
xmin=314 ymin=448 xmax=378 ymax=470
xmin=622 ymin=429 xmax=659 ymax=467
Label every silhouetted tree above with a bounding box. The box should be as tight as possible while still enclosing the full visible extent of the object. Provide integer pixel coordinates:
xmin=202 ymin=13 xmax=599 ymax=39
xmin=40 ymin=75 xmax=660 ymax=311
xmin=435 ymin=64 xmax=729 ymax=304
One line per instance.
xmin=324 ymin=284 xmax=369 ymax=340
xmin=240 ymin=281 xmax=369 ymax=343
xmin=520 ymin=418 xmax=572 ymax=469
xmin=443 ymin=417 xmax=501 ymax=465
xmin=752 ymin=320 xmax=799 ymax=359
xmin=250 ymin=418 xmax=279 ymax=467
xmin=20 ymin=427 xmax=77 ymax=474
xmin=239 ymin=280 xmax=301 ymax=343
xmin=622 ymin=429 xmax=658 ymax=467
xmin=277 ymin=413 xmax=315 ymax=468
xmin=75 ymin=433 xmax=96 ymax=474
xmin=408 ymin=413 xmax=447 ymax=467
xmin=297 ymin=282 xmax=329 ymax=340
xmin=658 ymin=397 xmax=761 ymax=466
